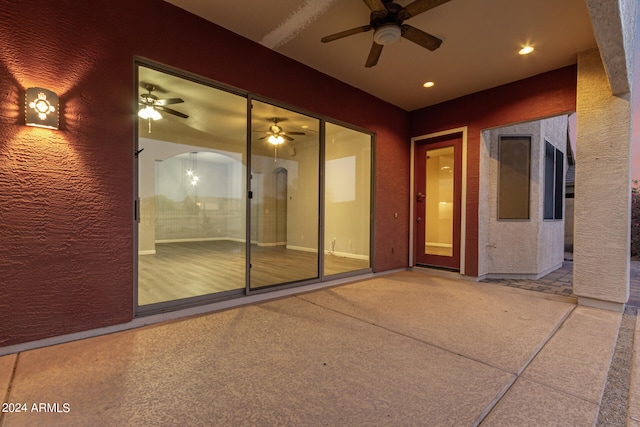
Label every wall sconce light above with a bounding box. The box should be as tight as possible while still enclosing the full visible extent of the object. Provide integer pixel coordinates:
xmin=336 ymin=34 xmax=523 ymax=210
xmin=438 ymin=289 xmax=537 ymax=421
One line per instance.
xmin=25 ymin=87 xmax=59 ymax=129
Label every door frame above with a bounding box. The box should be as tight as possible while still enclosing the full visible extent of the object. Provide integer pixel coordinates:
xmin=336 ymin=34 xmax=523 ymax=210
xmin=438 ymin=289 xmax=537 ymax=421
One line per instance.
xmin=410 ymin=127 xmax=468 ymax=274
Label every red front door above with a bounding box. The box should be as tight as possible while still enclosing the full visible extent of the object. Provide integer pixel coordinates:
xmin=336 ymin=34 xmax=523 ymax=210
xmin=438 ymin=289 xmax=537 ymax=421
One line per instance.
xmin=414 ymin=134 xmax=462 ymax=270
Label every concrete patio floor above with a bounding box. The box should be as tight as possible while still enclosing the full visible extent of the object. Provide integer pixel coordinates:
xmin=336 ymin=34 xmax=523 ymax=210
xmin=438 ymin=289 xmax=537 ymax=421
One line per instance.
xmin=0 ymin=270 xmax=633 ymax=426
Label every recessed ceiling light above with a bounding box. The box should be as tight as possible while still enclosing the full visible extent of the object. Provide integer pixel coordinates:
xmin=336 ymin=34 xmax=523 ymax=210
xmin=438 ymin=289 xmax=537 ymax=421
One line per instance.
xmin=519 ymin=46 xmax=534 ymax=55
xmin=423 ymin=81 xmax=435 ymax=88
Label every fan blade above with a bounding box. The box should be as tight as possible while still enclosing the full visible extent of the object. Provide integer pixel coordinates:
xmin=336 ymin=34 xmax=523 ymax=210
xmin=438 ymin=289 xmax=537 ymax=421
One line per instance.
xmin=362 ymin=0 xmax=387 ymax=15
xmin=365 ymin=42 xmax=384 ymax=68
xmin=283 ymin=135 xmax=295 ymax=141
xmin=402 ymin=0 xmax=451 ymax=19
xmin=321 ymin=25 xmax=372 ymax=43
xmin=157 ymin=106 xmax=189 ymax=118
xmin=401 ymin=25 xmax=442 ymax=51
xmin=285 ymin=132 xmax=306 ymax=136
xmin=156 ymin=97 xmax=184 ymax=106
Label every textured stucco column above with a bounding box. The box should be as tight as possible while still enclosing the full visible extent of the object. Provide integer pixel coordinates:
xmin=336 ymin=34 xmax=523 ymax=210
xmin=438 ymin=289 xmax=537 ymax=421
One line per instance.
xmin=573 ymin=49 xmax=631 ymax=311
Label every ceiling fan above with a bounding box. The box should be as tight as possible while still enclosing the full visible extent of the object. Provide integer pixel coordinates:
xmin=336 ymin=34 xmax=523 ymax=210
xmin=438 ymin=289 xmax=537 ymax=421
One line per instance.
xmin=257 ymin=118 xmax=305 ymax=161
xmin=258 ymin=118 xmax=306 ymax=145
xmin=138 ymin=83 xmax=189 ymax=132
xmin=321 ymin=0 xmax=450 ymax=67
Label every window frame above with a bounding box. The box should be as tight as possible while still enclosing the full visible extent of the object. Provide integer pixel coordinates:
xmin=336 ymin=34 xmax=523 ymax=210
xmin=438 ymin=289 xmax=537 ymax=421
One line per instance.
xmin=497 ymin=135 xmax=532 ymax=221
xmin=543 ymin=140 xmax=564 ymax=221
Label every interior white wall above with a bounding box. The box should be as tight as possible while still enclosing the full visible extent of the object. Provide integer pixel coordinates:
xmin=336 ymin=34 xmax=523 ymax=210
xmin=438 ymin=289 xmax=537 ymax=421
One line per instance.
xmin=138 ymin=137 xmax=245 ymax=254
xmin=250 ymin=153 xmax=299 ymax=247
xmin=140 ymin=129 xmax=371 ymax=258
xmin=325 ymin=127 xmax=371 ymax=259
xmin=480 ymin=116 xmax=567 ymax=278
xmin=282 ymin=139 xmax=318 ymax=251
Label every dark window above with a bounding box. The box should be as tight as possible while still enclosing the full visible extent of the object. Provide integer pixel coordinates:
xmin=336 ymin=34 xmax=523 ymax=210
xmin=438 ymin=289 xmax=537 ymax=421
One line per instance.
xmin=498 ymin=136 xmax=531 ymax=220
xmin=554 ymin=150 xmax=564 ymax=219
xmin=544 ymin=141 xmax=564 ymax=220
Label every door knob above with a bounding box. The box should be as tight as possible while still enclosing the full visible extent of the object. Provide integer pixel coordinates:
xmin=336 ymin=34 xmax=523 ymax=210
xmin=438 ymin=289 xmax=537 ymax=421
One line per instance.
xmin=417 ymin=192 xmax=425 ymax=201
xmin=417 ymin=217 xmax=422 ymax=222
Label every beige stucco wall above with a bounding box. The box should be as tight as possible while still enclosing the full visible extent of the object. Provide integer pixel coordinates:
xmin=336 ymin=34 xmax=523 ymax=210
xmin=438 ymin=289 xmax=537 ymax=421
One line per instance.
xmin=479 ymin=116 xmax=566 ymax=278
xmin=573 ymin=48 xmax=631 ymax=307
xmin=477 ymin=131 xmax=491 ymax=277
xmin=537 ymin=118 xmax=568 ymax=272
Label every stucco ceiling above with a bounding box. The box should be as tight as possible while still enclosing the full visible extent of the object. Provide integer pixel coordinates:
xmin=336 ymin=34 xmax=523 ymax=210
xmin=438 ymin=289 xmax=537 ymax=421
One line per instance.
xmin=163 ymin=0 xmax=596 ymax=112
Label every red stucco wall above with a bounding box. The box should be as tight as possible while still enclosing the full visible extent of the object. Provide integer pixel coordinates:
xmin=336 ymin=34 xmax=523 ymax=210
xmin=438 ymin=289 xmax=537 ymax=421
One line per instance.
xmin=410 ymin=66 xmax=578 ymax=275
xmin=0 ymin=0 xmax=410 ymax=347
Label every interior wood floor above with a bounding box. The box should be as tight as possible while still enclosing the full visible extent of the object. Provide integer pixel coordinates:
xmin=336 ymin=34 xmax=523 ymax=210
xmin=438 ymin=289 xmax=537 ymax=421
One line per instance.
xmin=138 ymin=240 xmax=369 ymax=306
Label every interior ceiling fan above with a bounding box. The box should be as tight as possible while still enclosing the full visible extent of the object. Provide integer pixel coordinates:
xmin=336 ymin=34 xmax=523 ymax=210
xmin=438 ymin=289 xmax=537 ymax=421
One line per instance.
xmin=321 ymin=0 xmax=450 ymax=67
xmin=138 ymin=83 xmax=189 ymax=121
xmin=259 ymin=118 xmax=305 ymax=145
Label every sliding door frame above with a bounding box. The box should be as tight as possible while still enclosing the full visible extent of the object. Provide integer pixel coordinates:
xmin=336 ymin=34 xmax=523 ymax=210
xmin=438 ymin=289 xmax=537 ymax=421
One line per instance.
xmin=134 ymin=58 xmax=375 ymax=315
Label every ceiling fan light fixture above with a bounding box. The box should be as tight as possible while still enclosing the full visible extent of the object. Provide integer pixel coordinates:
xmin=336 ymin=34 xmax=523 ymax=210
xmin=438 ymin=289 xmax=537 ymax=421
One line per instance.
xmin=268 ymin=135 xmax=285 ymax=145
xmin=373 ymin=23 xmax=401 ymax=46
xmin=138 ymin=106 xmax=162 ymax=120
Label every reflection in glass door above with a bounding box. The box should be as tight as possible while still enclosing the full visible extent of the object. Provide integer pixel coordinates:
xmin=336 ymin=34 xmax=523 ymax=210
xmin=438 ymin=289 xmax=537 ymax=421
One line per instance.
xmin=249 ymin=100 xmax=320 ymax=289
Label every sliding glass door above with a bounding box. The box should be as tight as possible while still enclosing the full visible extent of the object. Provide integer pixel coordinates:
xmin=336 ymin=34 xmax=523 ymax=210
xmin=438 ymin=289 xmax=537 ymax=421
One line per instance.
xmin=249 ymin=100 xmax=320 ymax=289
xmin=137 ymin=65 xmax=247 ymax=307
xmin=135 ymin=62 xmax=373 ymax=313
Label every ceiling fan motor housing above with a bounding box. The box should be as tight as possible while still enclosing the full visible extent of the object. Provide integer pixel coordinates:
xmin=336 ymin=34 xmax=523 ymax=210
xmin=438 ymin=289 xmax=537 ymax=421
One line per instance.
xmin=371 ymin=2 xmax=405 ymax=45
xmin=140 ymin=93 xmax=159 ymax=105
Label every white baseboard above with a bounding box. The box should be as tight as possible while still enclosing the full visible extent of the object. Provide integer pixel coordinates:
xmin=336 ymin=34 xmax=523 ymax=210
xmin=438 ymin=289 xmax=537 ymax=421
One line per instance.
xmin=287 ymin=245 xmax=318 ymax=253
xmin=258 ymin=242 xmax=286 ymax=247
xmin=155 ymin=237 xmax=227 ymax=244
xmin=325 ymin=251 xmax=369 ymax=261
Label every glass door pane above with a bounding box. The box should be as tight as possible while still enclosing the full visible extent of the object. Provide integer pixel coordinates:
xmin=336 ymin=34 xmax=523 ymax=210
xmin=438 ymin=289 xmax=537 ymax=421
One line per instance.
xmin=249 ymin=100 xmax=319 ymax=289
xmin=425 ymin=146 xmax=454 ymax=257
xmin=324 ymin=123 xmax=372 ymax=276
xmin=137 ymin=66 xmax=247 ymax=307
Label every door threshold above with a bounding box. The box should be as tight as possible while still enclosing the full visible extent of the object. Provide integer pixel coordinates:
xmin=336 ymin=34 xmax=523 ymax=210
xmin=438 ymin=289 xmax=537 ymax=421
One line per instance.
xmin=415 ymin=264 xmax=460 ymax=273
